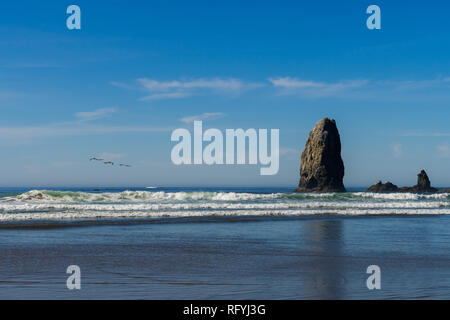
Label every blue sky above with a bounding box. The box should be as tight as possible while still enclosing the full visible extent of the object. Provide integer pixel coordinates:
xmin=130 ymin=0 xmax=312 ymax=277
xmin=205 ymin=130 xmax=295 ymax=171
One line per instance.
xmin=1 ymin=0 xmax=450 ymax=187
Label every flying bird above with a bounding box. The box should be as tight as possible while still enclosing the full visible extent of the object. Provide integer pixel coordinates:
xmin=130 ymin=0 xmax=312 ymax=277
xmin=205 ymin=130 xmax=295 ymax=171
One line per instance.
xmin=104 ymin=161 xmax=114 ymax=165
xmin=89 ymin=157 xmax=104 ymax=161
xmin=119 ymin=164 xmax=132 ymax=167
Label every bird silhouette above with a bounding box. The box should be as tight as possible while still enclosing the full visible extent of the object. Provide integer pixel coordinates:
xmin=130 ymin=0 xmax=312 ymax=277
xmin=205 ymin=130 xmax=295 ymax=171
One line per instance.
xmin=104 ymin=161 xmax=114 ymax=165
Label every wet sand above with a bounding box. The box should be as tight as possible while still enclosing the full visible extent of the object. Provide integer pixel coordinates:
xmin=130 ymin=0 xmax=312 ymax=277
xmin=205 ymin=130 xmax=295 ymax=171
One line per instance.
xmin=1 ymin=215 xmax=450 ymax=299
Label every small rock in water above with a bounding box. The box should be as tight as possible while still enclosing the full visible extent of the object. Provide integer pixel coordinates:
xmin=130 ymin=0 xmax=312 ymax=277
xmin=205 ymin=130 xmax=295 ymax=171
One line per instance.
xmin=366 ymin=181 xmax=399 ymax=192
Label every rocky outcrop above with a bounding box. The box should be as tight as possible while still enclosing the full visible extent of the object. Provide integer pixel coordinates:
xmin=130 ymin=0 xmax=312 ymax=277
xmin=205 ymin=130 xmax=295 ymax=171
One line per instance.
xmin=367 ymin=181 xmax=398 ymax=192
xmin=294 ymin=118 xmax=346 ymax=192
xmin=368 ymin=170 xmax=440 ymax=193
xmin=398 ymin=170 xmax=438 ymax=193
xmin=439 ymin=189 xmax=450 ymax=193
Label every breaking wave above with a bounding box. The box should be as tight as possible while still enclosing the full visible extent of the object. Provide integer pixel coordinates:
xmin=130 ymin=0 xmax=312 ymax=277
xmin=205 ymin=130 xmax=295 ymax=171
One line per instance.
xmin=0 ymin=189 xmax=449 ymax=221
xmin=2 ymin=190 xmax=449 ymax=203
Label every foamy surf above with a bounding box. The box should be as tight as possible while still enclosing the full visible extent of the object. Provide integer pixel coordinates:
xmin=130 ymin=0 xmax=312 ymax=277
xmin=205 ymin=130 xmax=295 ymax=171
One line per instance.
xmin=3 ymin=190 xmax=283 ymax=202
xmin=3 ymin=190 xmax=449 ymax=203
xmin=0 ymin=189 xmax=449 ymax=222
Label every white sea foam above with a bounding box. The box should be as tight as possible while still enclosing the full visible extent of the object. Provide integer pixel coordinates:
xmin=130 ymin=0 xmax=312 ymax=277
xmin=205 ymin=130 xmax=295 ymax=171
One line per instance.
xmin=0 ymin=189 xmax=448 ymax=221
xmin=0 ymin=201 xmax=448 ymax=213
xmin=1 ymin=208 xmax=450 ymax=221
xmin=356 ymin=192 xmax=450 ymax=200
xmin=6 ymin=190 xmax=283 ymax=203
xmin=5 ymin=190 xmax=449 ymax=203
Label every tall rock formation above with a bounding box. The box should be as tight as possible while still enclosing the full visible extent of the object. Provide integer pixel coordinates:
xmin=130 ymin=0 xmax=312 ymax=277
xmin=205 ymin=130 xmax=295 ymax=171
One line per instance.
xmin=294 ymin=118 xmax=346 ymax=192
xmin=398 ymin=170 xmax=438 ymax=193
xmin=417 ymin=170 xmax=432 ymax=190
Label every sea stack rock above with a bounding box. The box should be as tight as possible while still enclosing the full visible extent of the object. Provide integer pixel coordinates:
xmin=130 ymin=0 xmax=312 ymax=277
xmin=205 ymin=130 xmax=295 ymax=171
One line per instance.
xmin=294 ymin=118 xmax=346 ymax=192
xmin=398 ymin=170 xmax=438 ymax=193
xmin=417 ymin=170 xmax=432 ymax=190
xmin=367 ymin=181 xmax=398 ymax=193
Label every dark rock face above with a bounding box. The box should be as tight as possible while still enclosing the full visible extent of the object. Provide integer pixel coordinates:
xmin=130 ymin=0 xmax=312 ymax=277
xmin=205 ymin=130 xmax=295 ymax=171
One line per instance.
xmin=417 ymin=170 xmax=431 ymax=189
xmin=367 ymin=181 xmax=398 ymax=193
xmin=294 ymin=118 xmax=346 ymax=193
xmin=398 ymin=170 xmax=438 ymax=193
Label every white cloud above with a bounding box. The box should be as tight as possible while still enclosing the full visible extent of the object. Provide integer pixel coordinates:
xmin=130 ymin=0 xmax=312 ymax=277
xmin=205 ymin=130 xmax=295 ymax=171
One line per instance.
xmin=133 ymin=78 xmax=248 ymax=101
xmin=180 ymin=112 xmax=226 ymax=124
xmin=391 ymin=143 xmax=403 ymax=158
xmin=75 ymin=108 xmax=117 ymax=121
xmin=270 ymin=78 xmax=327 ymax=89
xmin=138 ymin=78 xmax=244 ymax=91
xmin=269 ymin=76 xmax=450 ymax=100
xmin=140 ymin=92 xmax=191 ymax=101
xmin=112 ymin=76 xmax=450 ymax=102
xmin=279 ymin=147 xmax=299 ymax=156
xmin=269 ymin=77 xmax=368 ymax=97
xmin=437 ymin=143 xmax=450 ymax=158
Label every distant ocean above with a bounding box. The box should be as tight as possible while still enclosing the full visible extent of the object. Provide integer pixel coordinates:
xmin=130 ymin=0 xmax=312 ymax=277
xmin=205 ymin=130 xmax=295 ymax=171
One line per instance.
xmin=1 ymin=187 xmax=450 ymax=299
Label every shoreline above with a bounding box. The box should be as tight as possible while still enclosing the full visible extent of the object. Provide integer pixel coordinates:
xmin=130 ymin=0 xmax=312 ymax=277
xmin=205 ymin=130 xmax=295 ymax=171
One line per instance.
xmin=2 ymin=216 xmax=450 ymax=299
xmin=1 ymin=212 xmax=449 ymax=229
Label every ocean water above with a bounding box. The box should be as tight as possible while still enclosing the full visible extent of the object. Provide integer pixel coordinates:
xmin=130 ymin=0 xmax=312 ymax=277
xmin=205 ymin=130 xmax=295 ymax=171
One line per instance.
xmin=1 ymin=186 xmax=449 ymax=223
xmin=1 ymin=186 xmax=450 ymax=299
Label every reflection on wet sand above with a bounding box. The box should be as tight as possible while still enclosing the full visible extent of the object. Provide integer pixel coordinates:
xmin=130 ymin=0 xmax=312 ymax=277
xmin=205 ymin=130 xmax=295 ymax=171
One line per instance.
xmin=300 ymin=219 xmax=346 ymax=299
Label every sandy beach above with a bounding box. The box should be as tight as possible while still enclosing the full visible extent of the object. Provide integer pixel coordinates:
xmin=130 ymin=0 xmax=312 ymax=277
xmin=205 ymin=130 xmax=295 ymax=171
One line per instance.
xmin=1 ymin=213 xmax=450 ymax=299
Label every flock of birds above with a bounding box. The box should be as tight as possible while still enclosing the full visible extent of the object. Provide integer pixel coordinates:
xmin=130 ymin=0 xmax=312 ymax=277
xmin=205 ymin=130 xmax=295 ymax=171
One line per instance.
xmin=89 ymin=157 xmax=132 ymax=167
